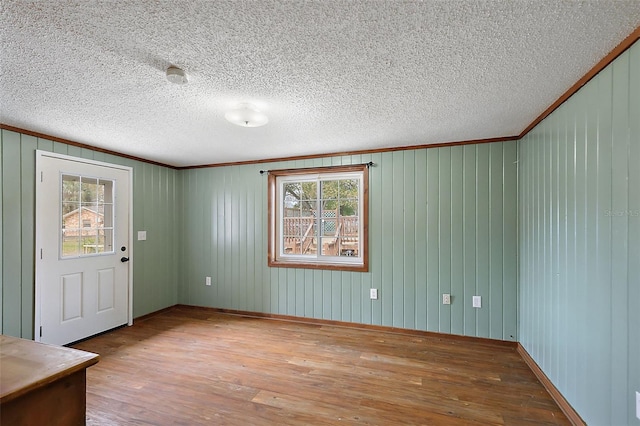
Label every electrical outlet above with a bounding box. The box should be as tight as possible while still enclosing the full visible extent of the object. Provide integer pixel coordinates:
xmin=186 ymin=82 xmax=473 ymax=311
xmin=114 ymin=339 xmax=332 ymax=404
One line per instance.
xmin=472 ymin=295 xmax=482 ymax=308
xmin=205 ymin=276 xmax=211 ymax=286
xmin=442 ymin=294 xmax=451 ymax=305
xmin=370 ymin=288 xmax=378 ymax=300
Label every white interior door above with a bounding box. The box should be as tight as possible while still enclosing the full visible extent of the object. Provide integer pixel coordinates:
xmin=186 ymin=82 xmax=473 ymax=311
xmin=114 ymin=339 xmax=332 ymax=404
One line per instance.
xmin=35 ymin=151 xmax=132 ymax=345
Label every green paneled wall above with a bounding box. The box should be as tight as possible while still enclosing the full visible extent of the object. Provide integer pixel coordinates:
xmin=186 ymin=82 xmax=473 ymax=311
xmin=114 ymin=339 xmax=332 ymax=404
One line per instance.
xmin=0 ymin=130 xmax=180 ymax=338
xmin=518 ymin=40 xmax=640 ymax=425
xmin=3 ymin=39 xmax=638 ymax=426
xmin=179 ymin=142 xmax=518 ymax=340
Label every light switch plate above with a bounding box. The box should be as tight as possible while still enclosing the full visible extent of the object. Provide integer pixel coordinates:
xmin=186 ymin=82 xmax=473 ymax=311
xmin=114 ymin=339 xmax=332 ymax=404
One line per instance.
xmin=370 ymin=288 xmax=378 ymax=300
xmin=636 ymin=391 xmax=639 ymax=420
xmin=137 ymin=231 xmax=147 ymax=241
xmin=472 ymin=295 xmax=482 ymax=308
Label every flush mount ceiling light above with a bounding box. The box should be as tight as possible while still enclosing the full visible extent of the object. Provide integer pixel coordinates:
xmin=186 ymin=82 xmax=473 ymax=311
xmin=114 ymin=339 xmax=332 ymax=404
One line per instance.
xmin=166 ymin=66 xmax=188 ymax=84
xmin=225 ymin=103 xmax=269 ymax=127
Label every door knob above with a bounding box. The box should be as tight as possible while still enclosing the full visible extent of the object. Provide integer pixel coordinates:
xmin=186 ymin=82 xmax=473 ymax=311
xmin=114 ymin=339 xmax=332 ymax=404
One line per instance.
xmin=120 ymin=257 xmax=130 ymax=263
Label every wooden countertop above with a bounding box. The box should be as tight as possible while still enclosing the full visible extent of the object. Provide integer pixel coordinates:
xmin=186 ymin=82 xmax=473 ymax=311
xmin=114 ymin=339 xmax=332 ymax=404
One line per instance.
xmin=0 ymin=335 xmax=99 ymax=404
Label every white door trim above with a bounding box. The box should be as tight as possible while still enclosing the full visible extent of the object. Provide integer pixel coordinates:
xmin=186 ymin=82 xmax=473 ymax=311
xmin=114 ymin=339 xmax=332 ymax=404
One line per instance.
xmin=34 ymin=150 xmax=134 ymax=342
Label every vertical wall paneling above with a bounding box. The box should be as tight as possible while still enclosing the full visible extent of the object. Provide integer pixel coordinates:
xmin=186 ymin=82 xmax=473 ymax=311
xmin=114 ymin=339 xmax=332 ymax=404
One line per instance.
xmin=177 ymin=171 xmax=189 ymax=304
xmin=254 ymin=167 xmax=265 ymax=313
xmin=438 ymin=147 xmax=452 ymax=334
xmin=245 ymin=168 xmax=255 ymax=312
xmin=573 ymin=82 xmax=588 ymax=409
xmin=170 ymin=167 xmax=179 ymax=306
xmin=489 ymin=143 xmax=504 ymax=339
xmin=145 ymin=164 xmax=157 ymax=312
xmin=139 ymin=160 xmax=151 ymax=309
xmin=392 ymin=151 xmax=405 ymax=327
xmin=52 ymin=141 xmax=67 ymax=155
xmin=502 ymin=142 xmax=518 ymax=341
xmin=628 ymin=39 xmax=640 ymax=426
xmin=232 ymin=165 xmax=242 ymax=310
xmin=380 ymin=151 xmax=394 ymax=325
xmin=426 ymin=148 xmax=440 ymax=332
xmin=222 ymin=166 xmax=232 ymax=308
xmin=403 ymin=151 xmax=416 ymax=330
xmin=463 ymin=145 xmax=477 ymax=336
xmin=518 ymin=40 xmax=640 ymax=425
xmin=475 ymin=144 xmax=490 ymax=337
xmin=214 ymin=168 xmax=225 ymax=306
xmin=555 ymin=104 xmax=567 ymax=392
xmin=610 ymin=49 xmax=630 ymax=426
xmin=330 ymin=269 xmax=340 ymax=321
xmin=563 ymin=98 xmax=576 ymax=401
xmin=450 ymin=147 xmax=464 ymax=335
xmin=591 ymin=68 xmax=608 ymax=417
xmin=0 ymin=130 xmax=180 ymax=338
xmin=20 ymin=135 xmax=37 ymax=337
xmin=369 ymin=152 xmax=383 ymax=325
xmin=132 ymin=159 xmax=146 ymax=313
xmin=414 ymin=149 xmax=428 ymax=330
xmin=240 ymin=167 xmax=251 ymax=312
xmin=180 ymin=141 xmax=518 ymax=340
xmin=544 ymin=115 xmax=554 ymax=378
xmin=0 ymin=132 xmax=3 ymax=331
xmin=1 ymin=130 xmax=21 ymax=336
xmin=66 ymin=144 xmax=82 ymax=159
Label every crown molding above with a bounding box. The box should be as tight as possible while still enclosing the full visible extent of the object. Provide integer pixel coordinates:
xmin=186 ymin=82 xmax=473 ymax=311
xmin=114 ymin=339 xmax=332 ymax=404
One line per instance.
xmin=0 ymin=124 xmax=177 ymax=169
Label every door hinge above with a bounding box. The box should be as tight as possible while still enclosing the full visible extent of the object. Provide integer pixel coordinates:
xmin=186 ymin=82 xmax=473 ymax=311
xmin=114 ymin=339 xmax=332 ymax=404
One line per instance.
xmin=40 ymin=171 xmax=43 ymax=182
xmin=40 ymin=248 xmax=43 ymax=260
xmin=40 ymin=326 xmax=43 ymax=337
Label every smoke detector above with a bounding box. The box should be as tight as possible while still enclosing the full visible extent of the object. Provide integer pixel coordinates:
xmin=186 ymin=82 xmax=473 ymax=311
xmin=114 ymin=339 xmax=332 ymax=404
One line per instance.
xmin=166 ymin=66 xmax=188 ymax=84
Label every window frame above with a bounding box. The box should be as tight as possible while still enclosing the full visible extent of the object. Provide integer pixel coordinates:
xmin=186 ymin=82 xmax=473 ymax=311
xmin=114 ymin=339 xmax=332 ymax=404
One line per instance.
xmin=268 ymin=164 xmax=369 ymax=272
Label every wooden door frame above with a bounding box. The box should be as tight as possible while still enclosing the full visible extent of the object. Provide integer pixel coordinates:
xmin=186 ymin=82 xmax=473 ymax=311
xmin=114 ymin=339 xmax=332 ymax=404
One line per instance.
xmin=34 ymin=150 xmax=134 ymax=342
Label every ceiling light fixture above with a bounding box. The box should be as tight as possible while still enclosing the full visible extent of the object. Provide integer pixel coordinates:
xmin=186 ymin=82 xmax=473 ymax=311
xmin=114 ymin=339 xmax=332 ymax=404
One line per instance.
xmin=225 ymin=103 xmax=269 ymax=127
xmin=166 ymin=66 xmax=188 ymax=84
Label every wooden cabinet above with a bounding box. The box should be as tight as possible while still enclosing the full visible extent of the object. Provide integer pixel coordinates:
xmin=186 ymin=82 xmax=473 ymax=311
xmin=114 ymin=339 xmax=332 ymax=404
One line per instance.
xmin=0 ymin=335 xmax=99 ymax=425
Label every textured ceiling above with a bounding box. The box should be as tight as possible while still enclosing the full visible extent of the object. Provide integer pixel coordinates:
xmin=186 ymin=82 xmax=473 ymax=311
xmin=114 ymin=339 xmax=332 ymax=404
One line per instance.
xmin=1 ymin=1 xmax=639 ymax=167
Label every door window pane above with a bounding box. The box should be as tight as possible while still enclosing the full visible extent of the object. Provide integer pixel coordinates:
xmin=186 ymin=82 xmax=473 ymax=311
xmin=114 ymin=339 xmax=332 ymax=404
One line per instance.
xmin=61 ymin=174 xmax=115 ymax=258
xmin=62 ymin=234 xmax=82 ymax=257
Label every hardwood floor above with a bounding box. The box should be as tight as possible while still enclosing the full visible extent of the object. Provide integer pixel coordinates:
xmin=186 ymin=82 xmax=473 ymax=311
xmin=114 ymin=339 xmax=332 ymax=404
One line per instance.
xmin=72 ymin=306 xmax=570 ymax=425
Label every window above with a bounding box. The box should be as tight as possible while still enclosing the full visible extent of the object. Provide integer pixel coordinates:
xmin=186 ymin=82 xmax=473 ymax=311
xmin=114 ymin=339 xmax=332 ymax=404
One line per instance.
xmin=268 ymin=164 xmax=368 ymax=271
xmin=61 ymin=174 xmax=114 ymax=257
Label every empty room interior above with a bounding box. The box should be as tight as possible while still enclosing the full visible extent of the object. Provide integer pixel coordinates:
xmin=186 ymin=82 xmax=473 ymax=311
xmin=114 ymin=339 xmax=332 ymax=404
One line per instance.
xmin=1 ymin=1 xmax=639 ymax=425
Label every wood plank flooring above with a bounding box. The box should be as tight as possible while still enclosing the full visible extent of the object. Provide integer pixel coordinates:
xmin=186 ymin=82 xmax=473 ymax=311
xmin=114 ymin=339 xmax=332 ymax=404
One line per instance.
xmin=72 ymin=306 xmax=570 ymax=425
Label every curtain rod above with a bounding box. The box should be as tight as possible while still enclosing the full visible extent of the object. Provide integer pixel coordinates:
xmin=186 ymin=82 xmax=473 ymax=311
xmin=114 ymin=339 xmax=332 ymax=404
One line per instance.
xmin=259 ymin=161 xmax=375 ymax=175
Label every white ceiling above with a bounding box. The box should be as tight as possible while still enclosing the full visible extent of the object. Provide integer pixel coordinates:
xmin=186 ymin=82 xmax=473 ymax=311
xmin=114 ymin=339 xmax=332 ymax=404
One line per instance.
xmin=1 ymin=1 xmax=639 ymax=167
